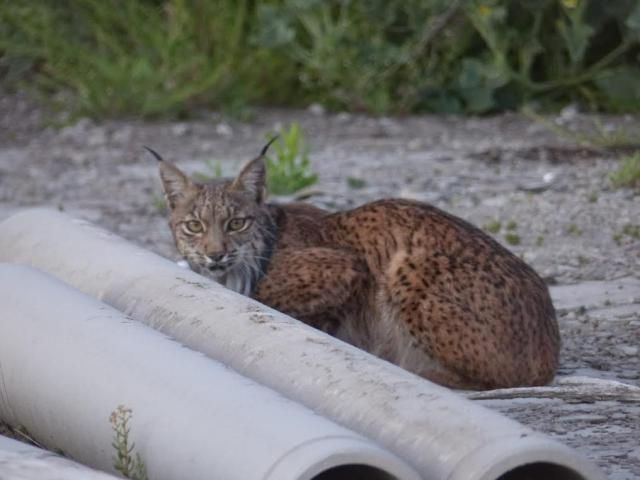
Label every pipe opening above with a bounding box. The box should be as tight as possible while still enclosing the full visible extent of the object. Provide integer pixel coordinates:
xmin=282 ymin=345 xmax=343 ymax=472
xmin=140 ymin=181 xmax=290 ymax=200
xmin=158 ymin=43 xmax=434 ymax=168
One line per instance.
xmin=497 ymin=462 xmax=585 ymax=480
xmin=311 ymin=464 xmax=397 ymax=480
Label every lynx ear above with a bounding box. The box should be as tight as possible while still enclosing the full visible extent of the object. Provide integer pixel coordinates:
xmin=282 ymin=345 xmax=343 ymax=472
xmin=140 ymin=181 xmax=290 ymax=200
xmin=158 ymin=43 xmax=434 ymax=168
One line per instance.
xmin=229 ymin=137 xmax=277 ymax=203
xmin=145 ymin=146 xmax=192 ymax=209
xmin=231 ymin=156 xmax=266 ymax=202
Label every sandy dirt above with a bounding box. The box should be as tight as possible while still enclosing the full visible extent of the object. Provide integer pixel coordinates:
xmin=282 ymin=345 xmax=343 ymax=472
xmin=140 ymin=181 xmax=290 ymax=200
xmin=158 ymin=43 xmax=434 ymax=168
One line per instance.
xmin=0 ymin=91 xmax=639 ymax=479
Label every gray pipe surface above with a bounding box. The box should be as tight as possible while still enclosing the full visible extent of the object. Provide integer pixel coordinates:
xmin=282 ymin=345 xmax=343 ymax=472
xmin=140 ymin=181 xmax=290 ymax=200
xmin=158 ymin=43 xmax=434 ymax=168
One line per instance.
xmin=0 ymin=435 xmax=121 ymax=480
xmin=0 ymin=209 xmax=605 ymax=480
xmin=0 ymin=264 xmax=420 ymax=480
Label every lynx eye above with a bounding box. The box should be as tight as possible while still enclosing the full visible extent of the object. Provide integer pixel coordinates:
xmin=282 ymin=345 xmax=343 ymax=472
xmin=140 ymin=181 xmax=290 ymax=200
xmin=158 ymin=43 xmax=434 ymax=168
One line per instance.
xmin=184 ymin=220 xmax=204 ymax=234
xmin=226 ymin=217 xmax=250 ymax=233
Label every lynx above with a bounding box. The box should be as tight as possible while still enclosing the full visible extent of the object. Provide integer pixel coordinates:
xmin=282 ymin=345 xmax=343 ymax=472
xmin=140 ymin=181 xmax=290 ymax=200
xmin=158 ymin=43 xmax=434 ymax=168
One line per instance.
xmin=149 ymin=142 xmax=560 ymax=390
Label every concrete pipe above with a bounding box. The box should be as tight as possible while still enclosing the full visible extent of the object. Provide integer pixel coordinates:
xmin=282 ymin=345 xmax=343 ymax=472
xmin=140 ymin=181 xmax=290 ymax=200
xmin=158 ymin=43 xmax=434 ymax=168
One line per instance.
xmin=0 ymin=434 xmax=120 ymax=480
xmin=0 ymin=209 xmax=605 ymax=480
xmin=0 ymin=264 xmax=420 ymax=480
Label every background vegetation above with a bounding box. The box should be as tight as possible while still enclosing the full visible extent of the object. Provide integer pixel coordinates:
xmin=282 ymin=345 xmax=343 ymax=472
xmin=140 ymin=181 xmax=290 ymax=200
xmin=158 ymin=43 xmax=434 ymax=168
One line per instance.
xmin=1 ymin=0 xmax=639 ymax=118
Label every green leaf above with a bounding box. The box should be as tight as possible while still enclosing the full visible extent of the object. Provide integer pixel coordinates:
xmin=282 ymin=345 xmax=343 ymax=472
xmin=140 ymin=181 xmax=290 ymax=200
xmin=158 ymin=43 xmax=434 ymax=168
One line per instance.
xmin=557 ymin=9 xmax=594 ymax=66
xmin=595 ymin=66 xmax=640 ymax=112
xmin=456 ymin=58 xmax=509 ymax=113
xmin=253 ymin=5 xmax=296 ymax=48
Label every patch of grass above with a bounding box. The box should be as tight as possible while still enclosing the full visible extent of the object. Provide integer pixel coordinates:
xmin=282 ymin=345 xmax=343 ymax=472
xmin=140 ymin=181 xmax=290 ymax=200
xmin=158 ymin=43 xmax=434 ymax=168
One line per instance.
xmin=587 ymin=192 xmax=599 ymax=203
xmin=110 ymin=405 xmax=148 ymax=480
xmin=12 ymin=425 xmax=44 ymax=449
xmin=610 ymin=153 xmax=640 ymax=190
xmin=505 ymin=232 xmax=521 ymax=245
xmin=265 ymin=123 xmax=318 ymax=195
xmin=0 ymin=0 xmax=285 ymax=118
xmin=613 ymin=232 xmax=623 ymax=245
xmin=525 ymin=110 xmax=640 ymax=149
xmin=611 ymin=225 xmax=638 ymax=245
xmin=346 ymin=177 xmax=367 ymax=189
xmin=535 ymin=235 xmax=545 ymax=246
xmin=506 ymin=220 xmax=518 ymax=231
xmin=484 ymin=220 xmax=502 ymax=234
xmin=152 ymin=193 xmax=166 ymax=213
xmin=622 ymin=224 xmax=640 ymax=240
xmin=567 ymin=223 xmax=583 ymax=236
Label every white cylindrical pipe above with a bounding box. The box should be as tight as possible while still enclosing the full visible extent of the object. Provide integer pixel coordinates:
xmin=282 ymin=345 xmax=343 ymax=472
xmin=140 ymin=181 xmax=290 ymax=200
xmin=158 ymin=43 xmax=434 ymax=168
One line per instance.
xmin=0 ymin=264 xmax=420 ymax=480
xmin=0 ymin=435 xmax=120 ymax=480
xmin=0 ymin=209 xmax=605 ymax=480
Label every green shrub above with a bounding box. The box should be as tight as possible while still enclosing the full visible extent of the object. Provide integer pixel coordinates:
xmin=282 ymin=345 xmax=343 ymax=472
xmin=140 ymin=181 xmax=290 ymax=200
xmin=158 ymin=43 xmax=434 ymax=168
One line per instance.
xmin=0 ymin=0 xmax=287 ymax=117
xmin=610 ymin=153 xmax=640 ymax=190
xmin=256 ymin=0 xmax=640 ymax=114
xmin=1 ymin=0 xmax=639 ymax=116
xmin=484 ymin=220 xmax=502 ymax=234
xmin=265 ymin=123 xmax=318 ymax=195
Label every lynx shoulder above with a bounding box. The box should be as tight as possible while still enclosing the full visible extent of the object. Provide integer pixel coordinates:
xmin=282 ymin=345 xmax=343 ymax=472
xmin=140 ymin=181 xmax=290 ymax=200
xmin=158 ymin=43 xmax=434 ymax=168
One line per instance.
xmin=151 ymin=145 xmax=560 ymax=390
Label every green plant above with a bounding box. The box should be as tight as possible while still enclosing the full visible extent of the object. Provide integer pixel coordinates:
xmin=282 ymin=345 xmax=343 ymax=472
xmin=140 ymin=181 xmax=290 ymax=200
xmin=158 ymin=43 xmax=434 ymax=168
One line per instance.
xmin=12 ymin=425 xmax=44 ymax=449
xmin=110 ymin=405 xmax=148 ymax=480
xmin=613 ymin=232 xmax=623 ymax=245
xmin=484 ymin=220 xmax=502 ymax=234
xmin=152 ymin=193 xmax=166 ymax=213
xmin=255 ymin=0 xmax=640 ymax=114
xmin=567 ymin=223 xmax=583 ymax=236
xmin=524 ymin=109 xmax=640 ymax=149
xmin=265 ymin=123 xmax=318 ymax=195
xmin=610 ymin=153 xmax=640 ymax=189
xmin=2 ymin=1 xmax=640 ymax=116
xmin=505 ymin=232 xmax=521 ymax=245
xmin=347 ymin=177 xmax=367 ymax=189
xmin=611 ymin=225 xmax=639 ymax=245
xmin=506 ymin=220 xmax=518 ymax=231
xmin=622 ymin=224 xmax=640 ymax=240
xmin=0 ymin=0 xmax=282 ymax=117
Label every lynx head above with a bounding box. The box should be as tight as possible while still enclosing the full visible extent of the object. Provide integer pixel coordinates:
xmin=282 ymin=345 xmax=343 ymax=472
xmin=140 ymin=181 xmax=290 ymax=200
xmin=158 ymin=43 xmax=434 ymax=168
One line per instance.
xmin=148 ymin=139 xmax=278 ymax=295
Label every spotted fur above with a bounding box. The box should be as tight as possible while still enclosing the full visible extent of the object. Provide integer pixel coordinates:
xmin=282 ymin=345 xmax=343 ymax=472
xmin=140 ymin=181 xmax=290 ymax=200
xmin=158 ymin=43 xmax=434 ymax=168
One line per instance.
xmin=156 ymin=148 xmax=560 ymax=390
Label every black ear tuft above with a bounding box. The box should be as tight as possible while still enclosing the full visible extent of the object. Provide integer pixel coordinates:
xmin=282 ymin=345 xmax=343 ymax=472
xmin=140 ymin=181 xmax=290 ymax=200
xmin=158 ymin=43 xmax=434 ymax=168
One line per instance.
xmin=260 ymin=136 xmax=279 ymax=157
xmin=144 ymin=146 xmax=164 ymax=162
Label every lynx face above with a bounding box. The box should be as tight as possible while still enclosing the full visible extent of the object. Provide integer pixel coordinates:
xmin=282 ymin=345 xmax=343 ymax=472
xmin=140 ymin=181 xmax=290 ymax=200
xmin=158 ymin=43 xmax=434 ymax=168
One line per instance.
xmin=156 ymin=152 xmax=276 ymax=295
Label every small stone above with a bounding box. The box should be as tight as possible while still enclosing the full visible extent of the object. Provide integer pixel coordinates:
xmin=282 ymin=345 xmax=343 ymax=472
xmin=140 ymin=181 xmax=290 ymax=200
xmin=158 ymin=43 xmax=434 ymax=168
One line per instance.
xmin=336 ymin=112 xmax=351 ymax=123
xmin=176 ymin=260 xmax=190 ymax=269
xmin=518 ymin=172 xmax=557 ymax=193
xmin=407 ymin=139 xmax=422 ymax=150
xmin=378 ymin=117 xmax=401 ymax=135
xmin=270 ymin=121 xmax=283 ymax=133
xmin=308 ymin=103 xmax=325 ymax=116
xmin=215 ymin=123 xmax=233 ymax=137
xmin=112 ymin=126 xmax=133 ymax=143
xmin=198 ymin=140 xmax=215 ymax=153
xmin=86 ymin=128 xmax=107 ymax=147
xmin=68 ymin=151 xmax=89 ymax=166
xmin=171 ymin=123 xmax=189 ymax=137
xmin=618 ymin=345 xmax=638 ymax=356
xmin=542 ymin=172 xmax=556 ymax=183
xmin=556 ymin=104 xmax=578 ymax=125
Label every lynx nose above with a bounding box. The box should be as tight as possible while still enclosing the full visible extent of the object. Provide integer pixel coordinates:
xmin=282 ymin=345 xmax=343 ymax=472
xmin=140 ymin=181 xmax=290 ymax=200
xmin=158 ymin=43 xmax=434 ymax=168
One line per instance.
xmin=207 ymin=253 xmax=225 ymax=263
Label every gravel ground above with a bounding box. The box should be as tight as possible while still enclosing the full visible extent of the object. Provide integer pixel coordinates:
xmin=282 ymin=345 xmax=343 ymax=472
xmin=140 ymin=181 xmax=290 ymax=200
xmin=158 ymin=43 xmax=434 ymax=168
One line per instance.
xmin=0 ymin=91 xmax=639 ymax=479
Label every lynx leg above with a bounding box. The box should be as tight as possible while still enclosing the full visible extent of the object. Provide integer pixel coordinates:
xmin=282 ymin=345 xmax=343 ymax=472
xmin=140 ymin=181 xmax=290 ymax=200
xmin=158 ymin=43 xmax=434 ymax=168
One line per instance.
xmin=254 ymin=247 xmax=369 ymax=335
